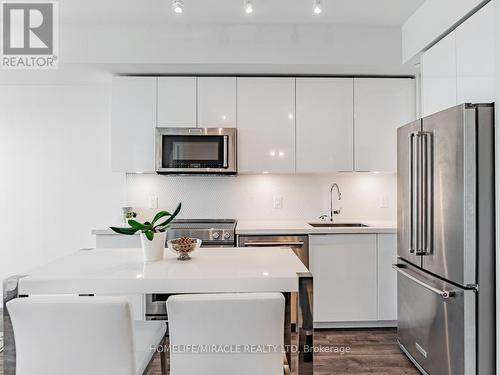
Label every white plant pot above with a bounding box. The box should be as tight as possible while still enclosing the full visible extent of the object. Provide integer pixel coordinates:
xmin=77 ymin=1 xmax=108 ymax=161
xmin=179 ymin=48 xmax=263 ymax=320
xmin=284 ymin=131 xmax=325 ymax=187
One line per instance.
xmin=140 ymin=232 xmax=166 ymax=262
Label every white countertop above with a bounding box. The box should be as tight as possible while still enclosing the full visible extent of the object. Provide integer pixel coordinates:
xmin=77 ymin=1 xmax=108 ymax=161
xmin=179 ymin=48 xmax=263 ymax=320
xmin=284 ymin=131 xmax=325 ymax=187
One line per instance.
xmin=235 ymin=220 xmax=397 ymax=235
xmin=18 ymin=247 xmax=309 ymax=295
xmin=93 ymin=219 xmax=396 ymax=236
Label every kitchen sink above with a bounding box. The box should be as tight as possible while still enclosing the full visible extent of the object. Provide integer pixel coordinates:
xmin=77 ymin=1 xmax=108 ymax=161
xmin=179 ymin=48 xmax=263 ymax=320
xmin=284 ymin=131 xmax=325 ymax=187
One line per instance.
xmin=308 ymin=222 xmax=369 ymax=228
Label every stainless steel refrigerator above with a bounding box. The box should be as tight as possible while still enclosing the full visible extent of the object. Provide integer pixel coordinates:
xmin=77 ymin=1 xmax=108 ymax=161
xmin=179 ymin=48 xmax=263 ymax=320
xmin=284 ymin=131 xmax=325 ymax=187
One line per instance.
xmin=395 ymin=103 xmax=495 ymax=375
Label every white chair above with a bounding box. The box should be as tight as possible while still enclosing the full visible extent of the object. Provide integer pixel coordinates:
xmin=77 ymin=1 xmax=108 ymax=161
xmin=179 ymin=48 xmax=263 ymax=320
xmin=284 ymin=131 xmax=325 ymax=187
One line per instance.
xmin=167 ymin=293 xmax=285 ymax=375
xmin=6 ymin=296 xmax=167 ymax=375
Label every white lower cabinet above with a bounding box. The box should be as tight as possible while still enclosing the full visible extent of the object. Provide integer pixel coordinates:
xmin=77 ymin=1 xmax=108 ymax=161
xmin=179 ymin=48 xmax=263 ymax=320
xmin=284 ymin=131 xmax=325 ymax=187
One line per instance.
xmin=310 ymin=234 xmax=378 ymax=324
xmin=376 ymin=234 xmax=397 ymax=321
xmin=309 ymin=233 xmax=397 ymax=327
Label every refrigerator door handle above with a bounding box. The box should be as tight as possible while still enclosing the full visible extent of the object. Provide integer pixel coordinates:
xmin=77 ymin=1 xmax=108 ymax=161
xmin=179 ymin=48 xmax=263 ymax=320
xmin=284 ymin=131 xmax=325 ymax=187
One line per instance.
xmin=422 ymin=132 xmax=433 ymax=255
xmin=392 ymin=264 xmax=456 ymax=299
xmin=408 ymin=133 xmax=415 ymax=253
xmin=414 ymin=132 xmax=421 ymax=254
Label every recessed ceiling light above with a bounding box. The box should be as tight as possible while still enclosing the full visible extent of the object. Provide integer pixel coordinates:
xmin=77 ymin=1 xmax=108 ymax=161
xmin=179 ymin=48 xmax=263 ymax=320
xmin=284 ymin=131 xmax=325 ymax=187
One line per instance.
xmin=244 ymin=0 xmax=253 ymax=14
xmin=313 ymin=0 xmax=322 ymax=14
xmin=173 ymin=0 xmax=184 ymax=14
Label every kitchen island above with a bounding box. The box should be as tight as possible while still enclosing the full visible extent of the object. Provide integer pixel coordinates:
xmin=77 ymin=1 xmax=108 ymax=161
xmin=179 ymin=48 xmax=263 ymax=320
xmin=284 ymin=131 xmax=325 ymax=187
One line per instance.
xmin=3 ymin=247 xmax=312 ymax=375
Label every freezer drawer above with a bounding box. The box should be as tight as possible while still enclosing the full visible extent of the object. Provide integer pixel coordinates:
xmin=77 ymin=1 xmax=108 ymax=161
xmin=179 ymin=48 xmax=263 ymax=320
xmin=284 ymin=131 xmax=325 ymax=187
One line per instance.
xmin=394 ymin=262 xmax=475 ymax=375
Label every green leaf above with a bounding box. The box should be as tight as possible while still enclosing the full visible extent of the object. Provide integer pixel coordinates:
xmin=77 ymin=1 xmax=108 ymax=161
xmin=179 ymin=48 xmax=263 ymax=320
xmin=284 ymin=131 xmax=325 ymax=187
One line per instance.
xmin=145 ymin=230 xmax=154 ymax=241
xmin=128 ymin=220 xmax=148 ymax=230
xmin=152 ymin=211 xmax=170 ymax=225
xmin=153 ymin=202 xmax=182 ymax=230
xmin=110 ymin=226 xmax=139 ymax=235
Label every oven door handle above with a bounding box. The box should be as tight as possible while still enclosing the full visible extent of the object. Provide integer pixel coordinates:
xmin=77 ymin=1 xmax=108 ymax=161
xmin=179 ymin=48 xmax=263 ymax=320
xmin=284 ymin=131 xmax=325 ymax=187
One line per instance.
xmin=392 ymin=264 xmax=456 ymax=299
xmin=243 ymin=241 xmax=305 ymax=247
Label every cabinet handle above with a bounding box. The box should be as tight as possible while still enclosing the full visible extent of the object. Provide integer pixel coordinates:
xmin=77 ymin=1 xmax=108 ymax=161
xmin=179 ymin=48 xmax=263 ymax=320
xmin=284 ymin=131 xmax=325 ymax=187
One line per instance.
xmin=243 ymin=241 xmax=305 ymax=247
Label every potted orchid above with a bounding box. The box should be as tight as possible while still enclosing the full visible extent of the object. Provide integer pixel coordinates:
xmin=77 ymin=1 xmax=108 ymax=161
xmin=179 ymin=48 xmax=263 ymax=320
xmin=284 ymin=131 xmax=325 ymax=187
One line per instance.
xmin=110 ymin=203 xmax=181 ymax=262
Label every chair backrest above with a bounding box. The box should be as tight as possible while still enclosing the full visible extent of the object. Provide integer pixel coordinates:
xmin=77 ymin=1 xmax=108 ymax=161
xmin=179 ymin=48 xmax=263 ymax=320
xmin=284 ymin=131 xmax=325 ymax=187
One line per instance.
xmin=167 ymin=293 xmax=285 ymax=375
xmin=7 ymin=296 xmax=136 ymax=375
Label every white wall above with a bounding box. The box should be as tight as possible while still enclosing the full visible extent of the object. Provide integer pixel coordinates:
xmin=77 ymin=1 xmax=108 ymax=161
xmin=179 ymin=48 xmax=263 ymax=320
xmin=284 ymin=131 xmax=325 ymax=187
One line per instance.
xmin=126 ymin=173 xmax=397 ymax=222
xmin=0 ymin=83 xmax=124 ymax=291
xmin=402 ymin=0 xmax=488 ymax=63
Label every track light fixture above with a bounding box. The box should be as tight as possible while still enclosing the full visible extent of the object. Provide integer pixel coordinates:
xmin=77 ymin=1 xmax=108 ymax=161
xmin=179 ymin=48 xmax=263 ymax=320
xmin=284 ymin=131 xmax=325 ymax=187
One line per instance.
xmin=244 ymin=0 xmax=253 ymax=14
xmin=313 ymin=0 xmax=322 ymax=14
xmin=173 ymin=0 xmax=184 ymax=14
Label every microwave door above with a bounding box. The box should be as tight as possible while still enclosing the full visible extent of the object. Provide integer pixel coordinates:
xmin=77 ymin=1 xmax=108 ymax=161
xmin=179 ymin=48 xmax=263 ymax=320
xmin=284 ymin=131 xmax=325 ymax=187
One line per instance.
xmin=156 ymin=127 xmax=237 ymax=174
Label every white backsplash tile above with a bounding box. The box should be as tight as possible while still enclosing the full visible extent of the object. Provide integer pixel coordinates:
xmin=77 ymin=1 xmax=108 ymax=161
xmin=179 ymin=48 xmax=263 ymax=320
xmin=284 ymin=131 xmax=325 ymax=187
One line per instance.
xmin=126 ymin=173 xmax=396 ymax=222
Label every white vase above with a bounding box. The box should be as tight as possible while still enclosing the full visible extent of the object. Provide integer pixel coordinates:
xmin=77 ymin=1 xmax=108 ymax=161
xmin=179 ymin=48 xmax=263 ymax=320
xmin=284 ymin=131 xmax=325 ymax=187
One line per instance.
xmin=140 ymin=232 xmax=166 ymax=262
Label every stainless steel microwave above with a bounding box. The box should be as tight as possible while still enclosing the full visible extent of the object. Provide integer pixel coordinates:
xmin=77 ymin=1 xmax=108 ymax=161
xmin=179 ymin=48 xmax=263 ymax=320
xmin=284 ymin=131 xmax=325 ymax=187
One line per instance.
xmin=155 ymin=128 xmax=237 ymax=174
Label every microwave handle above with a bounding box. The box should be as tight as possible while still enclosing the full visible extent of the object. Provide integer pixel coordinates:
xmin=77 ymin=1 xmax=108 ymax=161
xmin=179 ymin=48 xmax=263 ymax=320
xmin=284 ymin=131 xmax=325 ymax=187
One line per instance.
xmin=223 ymin=136 xmax=228 ymax=168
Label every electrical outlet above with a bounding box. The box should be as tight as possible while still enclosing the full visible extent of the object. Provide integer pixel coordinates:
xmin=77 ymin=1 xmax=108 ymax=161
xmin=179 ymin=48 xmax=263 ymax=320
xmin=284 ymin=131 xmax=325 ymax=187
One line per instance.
xmin=380 ymin=195 xmax=389 ymax=208
xmin=273 ymin=196 xmax=283 ymax=209
xmin=148 ymin=196 xmax=158 ymax=209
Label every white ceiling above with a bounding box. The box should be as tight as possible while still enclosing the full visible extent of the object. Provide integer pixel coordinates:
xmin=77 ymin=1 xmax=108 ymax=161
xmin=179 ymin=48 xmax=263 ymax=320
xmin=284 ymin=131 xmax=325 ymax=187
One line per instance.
xmin=60 ymin=0 xmax=425 ymax=26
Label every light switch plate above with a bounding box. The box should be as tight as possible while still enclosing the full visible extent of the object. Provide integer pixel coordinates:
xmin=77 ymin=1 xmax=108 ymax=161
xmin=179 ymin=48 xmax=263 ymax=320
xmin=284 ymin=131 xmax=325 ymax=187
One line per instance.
xmin=148 ymin=196 xmax=158 ymax=209
xmin=273 ymin=196 xmax=283 ymax=209
xmin=380 ymin=195 xmax=389 ymax=208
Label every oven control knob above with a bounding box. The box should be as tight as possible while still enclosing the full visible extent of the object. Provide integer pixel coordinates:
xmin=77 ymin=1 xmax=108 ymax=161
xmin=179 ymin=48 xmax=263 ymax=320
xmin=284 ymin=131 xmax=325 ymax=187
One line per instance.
xmin=224 ymin=232 xmax=231 ymax=239
xmin=212 ymin=232 xmax=220 ymax=239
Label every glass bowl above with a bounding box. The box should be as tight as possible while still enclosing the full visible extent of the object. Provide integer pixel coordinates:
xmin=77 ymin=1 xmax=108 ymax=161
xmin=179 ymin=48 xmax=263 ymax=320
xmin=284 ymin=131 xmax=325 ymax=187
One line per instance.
xmin=167 ymin=238 xmax=202 ymax=261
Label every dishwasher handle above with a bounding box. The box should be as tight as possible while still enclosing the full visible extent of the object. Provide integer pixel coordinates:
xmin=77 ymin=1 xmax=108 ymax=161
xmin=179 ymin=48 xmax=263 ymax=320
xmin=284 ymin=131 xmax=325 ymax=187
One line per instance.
xmin=243 ymin=241 xmax=305 ymax=247
xmin=392 ymin=264 xmax=456 ymax=299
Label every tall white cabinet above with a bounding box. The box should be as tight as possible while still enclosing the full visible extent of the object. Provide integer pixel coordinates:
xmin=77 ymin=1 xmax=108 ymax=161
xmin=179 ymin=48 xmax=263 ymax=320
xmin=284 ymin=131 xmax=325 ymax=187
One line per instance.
xmin=111 ymin=76 xmax=157 ymax=173
xmin=456 ymin=2 xmax=495 ymax=104
xmin=296 ymin=78 xmax=354 ymax=173
xmin=421 ymin=2 xmax=494 ymax=117
xmin=157 ymin=77 xmax=197 ymax=127
xmin=421 ymin=32 xmax=457 ymax=118
xmin=237 ymin=77 xmax=296 ymax=173
xmin=197 ymin=77 xmax=237 ymax=128
xmin=354 ymin=78 xmax=415 ymax=172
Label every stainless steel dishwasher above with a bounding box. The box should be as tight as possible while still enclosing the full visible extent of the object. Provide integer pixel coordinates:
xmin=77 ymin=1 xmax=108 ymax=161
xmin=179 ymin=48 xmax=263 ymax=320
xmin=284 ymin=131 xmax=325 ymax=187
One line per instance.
xmin=238 ymin=235 xmax=309 ymax=330
xmin=237 ymin=235 xmax=309 ymax=268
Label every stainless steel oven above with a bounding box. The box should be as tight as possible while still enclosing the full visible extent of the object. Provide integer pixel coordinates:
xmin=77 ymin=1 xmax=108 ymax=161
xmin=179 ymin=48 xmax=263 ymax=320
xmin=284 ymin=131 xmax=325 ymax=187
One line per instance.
xmin=145 ymin=219 xmax=237 ymax=321
xmin=155 ymin=127 xmax=236 ymax=174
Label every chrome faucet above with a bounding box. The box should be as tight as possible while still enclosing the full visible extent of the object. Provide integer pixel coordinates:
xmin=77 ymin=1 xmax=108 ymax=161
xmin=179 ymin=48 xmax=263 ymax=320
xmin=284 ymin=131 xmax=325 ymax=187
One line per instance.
xmin=329 ymin=183 xmax=342 ymax=221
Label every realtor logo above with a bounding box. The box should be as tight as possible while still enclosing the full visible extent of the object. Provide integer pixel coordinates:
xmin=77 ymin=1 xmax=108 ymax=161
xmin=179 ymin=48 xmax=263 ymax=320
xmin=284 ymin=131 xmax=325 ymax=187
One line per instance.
xmin=1 ymin=1 xmax=58 ymax=69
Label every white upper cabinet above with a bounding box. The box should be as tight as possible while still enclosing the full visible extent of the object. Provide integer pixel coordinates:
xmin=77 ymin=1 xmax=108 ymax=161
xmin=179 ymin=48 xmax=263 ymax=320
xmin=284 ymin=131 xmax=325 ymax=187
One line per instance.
xmin=456 ymin=2 xmax=495 ymax=104
xmin=421 ymin=32 xmax=457 ymax=117
xmin=354 ymin=78 xmax=415 ymax=173
xmin=157 ymin=77 xmax=197 ymax=127
xmin=237 ymin=77 xmax=295 ymax=173
xmin=421 ymin=4 xmax=495 ymax=117
xmin=111 ymin=76 xmax=157 ymax=173
xmin=296 ymin=78 xmax=353 ymax=173
xmin=197 ymin=77 xmax=236 ymax=128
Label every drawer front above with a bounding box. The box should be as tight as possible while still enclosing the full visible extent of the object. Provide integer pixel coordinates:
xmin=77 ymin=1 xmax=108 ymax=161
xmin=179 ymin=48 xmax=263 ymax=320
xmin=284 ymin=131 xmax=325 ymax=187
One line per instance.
xmin=396 ymin=262 xmax=475 ymax=375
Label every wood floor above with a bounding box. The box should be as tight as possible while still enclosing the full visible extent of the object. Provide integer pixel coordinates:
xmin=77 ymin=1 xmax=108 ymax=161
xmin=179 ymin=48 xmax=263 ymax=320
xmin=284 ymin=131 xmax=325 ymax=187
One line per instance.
xmin=0 ymin=328 xmax=419 ymax=375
